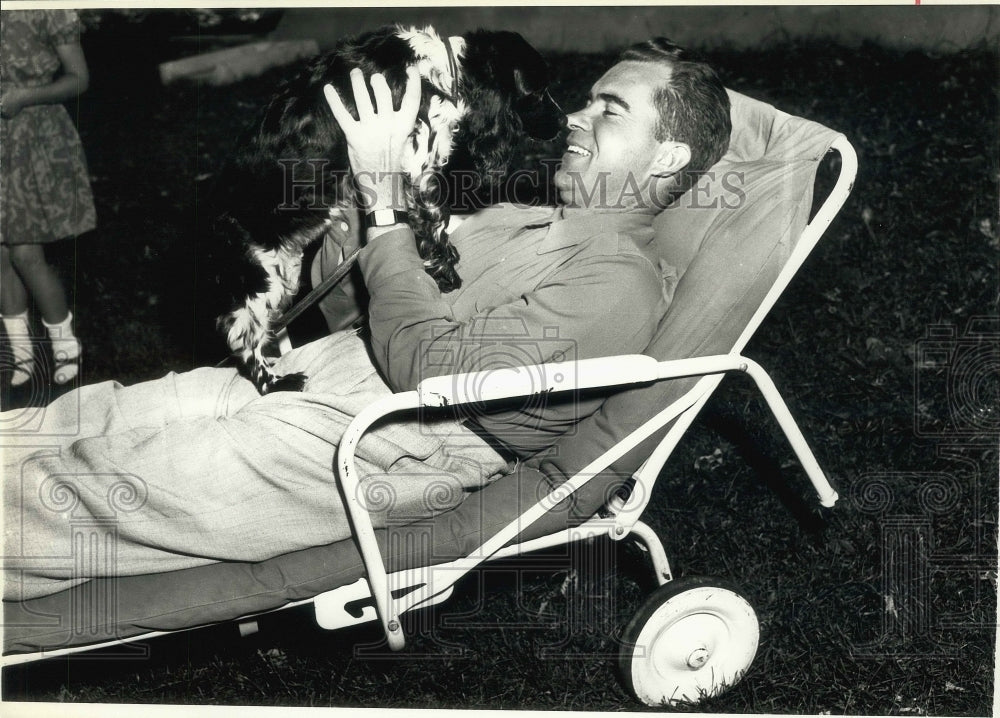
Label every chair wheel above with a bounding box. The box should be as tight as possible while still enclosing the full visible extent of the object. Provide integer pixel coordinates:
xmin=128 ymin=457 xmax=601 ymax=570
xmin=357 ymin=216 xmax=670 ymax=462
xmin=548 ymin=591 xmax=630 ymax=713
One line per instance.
xmin=618 ymin=576 xmax=759 ymax=707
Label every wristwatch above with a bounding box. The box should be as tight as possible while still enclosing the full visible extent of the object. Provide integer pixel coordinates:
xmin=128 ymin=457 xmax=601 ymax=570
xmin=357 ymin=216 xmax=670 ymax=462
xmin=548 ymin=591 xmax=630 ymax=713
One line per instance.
xmin=362 ymin=208 xmax=409 ymax=231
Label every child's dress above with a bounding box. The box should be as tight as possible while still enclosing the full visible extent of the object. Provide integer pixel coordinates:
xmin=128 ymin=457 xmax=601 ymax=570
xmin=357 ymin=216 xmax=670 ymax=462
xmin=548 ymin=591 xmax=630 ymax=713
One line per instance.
xmin=1 ymin=10 xmax=96 ymax=245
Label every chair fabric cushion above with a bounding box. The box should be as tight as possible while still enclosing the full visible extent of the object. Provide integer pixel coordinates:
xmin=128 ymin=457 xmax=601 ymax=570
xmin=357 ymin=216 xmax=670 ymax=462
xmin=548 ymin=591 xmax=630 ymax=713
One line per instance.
xmin=532 ymin=91 xmax=841 ymax=490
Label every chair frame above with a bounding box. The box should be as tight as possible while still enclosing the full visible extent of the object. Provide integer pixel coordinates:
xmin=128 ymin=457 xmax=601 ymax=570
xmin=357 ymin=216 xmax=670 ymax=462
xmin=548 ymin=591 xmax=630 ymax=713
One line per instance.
xmin=1 ymin=136 xmax=856 ymax=668
xmin=330 ymin=136 xmax=857 ymax=650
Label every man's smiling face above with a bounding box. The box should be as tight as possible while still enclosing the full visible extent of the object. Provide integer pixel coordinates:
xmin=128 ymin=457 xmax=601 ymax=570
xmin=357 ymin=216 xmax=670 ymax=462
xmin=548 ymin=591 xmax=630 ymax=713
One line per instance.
xmin=554 ymin=61 xmax=675 ymax=209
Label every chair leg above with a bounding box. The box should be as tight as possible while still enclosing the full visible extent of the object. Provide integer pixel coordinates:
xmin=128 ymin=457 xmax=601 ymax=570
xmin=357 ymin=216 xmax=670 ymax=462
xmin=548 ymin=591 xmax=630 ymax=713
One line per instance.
xmin=627 ymin=520 xmax=673 ymax=585
xmin=741 ymin=359 xmax=840 ymax=508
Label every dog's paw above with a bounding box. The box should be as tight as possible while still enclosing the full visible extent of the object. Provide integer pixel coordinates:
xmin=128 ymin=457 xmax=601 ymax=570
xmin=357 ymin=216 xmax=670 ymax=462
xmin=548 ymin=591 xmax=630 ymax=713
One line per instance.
xmin=263 ymin=372 xmax=307 ymax=393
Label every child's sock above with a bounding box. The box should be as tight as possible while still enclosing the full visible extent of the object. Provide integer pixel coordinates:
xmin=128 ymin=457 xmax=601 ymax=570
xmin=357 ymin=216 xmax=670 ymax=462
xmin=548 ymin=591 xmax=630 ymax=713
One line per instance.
xmin=2 ymin=311 xmax=36 ymax=387
xmin=42 ymin=311 xmax=81 ymax=385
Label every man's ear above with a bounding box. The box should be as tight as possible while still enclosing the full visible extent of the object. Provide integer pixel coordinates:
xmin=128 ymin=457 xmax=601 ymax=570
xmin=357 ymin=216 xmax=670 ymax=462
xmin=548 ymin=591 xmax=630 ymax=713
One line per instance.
xmin=651 ymin=141 xmax=691 ymax=177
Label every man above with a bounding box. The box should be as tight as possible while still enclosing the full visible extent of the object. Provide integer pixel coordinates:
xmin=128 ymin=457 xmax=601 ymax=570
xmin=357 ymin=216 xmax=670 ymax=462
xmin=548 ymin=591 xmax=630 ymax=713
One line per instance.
xmin=3 ymin=38 xmax=731 ymax=602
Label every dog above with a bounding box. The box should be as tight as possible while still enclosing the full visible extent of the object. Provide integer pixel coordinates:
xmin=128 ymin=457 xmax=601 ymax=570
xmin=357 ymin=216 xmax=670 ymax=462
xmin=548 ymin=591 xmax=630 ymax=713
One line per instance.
xmin=205 ymin=25 xmax=563 ymax=393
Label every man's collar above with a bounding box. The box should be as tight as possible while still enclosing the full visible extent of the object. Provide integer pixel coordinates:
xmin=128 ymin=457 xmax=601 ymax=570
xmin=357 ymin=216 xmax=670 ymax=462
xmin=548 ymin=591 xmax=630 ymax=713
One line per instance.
xmin=537 ymin=206 xmax=656 ymax=255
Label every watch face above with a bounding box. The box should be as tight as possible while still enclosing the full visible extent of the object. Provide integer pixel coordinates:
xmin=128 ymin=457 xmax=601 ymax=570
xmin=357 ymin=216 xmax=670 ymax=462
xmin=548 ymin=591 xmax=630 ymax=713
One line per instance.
xmin=366 ymin=209 xmax=408 ymax=228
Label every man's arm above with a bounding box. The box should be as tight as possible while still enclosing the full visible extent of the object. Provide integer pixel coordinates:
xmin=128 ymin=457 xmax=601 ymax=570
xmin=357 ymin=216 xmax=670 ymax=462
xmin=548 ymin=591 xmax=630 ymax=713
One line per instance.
xmin=359 ymin=226 xmax=666 ymax=392
xmin=321 ymin=68 xmax=665 ymax=391
xmin=311 ymin=209 xmax=368 ymax=332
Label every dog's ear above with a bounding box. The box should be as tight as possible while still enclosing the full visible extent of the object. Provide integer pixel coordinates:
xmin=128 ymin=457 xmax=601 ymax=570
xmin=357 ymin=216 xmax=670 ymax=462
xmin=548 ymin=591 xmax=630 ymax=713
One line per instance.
xmin=497 ymin=35 xmax=563 ymax=141
xmin=505 ymin=35 xmax=551 ymax=94
xmin=453 ymin=30 xmax=562 ymax=179
xmin=513 ymin=86 xmax=564 ymax=141
xmin=454 ymin=83 xmax=519 ymax=179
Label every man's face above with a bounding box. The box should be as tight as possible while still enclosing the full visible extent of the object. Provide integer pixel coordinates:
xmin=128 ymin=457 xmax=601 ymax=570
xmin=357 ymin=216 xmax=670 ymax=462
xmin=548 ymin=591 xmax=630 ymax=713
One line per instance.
xmin=554 ymin=61 xmax=673 ymax=209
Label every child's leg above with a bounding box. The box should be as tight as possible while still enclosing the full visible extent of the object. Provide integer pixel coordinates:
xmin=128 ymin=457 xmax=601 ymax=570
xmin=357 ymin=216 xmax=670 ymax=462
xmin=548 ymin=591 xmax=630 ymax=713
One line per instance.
xmin=7 ymin=244 xmax=80 ymax=384
xmin=1 ymin=245 xmax=29 ymax=314
xmin=1 ymin=245 xmax=36 ymax=386
xmin=6 ymin=244 xmax=69 ymax=323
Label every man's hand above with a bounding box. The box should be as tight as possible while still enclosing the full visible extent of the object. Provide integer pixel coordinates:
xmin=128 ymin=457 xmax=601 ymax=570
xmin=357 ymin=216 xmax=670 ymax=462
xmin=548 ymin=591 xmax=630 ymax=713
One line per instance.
xmin=324 ymin=67 xmax=422 ymax=212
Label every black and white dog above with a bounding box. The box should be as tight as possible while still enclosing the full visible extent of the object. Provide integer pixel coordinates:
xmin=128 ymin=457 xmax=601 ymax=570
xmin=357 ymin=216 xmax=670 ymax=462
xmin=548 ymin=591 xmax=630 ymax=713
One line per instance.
xmin=205 ymin=25 xmax=563 ymax=393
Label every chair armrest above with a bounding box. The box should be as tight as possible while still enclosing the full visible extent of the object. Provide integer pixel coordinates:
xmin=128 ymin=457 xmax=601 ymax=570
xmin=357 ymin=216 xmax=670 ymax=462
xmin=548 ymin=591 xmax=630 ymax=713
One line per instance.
xmin=417 ymin=354 xmax=661 ymax=407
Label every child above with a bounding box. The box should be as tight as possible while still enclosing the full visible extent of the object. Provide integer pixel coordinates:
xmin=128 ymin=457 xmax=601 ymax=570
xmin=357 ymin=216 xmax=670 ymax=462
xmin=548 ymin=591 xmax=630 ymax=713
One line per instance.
xmin=1 ymin=9 xmax=96 ymax=387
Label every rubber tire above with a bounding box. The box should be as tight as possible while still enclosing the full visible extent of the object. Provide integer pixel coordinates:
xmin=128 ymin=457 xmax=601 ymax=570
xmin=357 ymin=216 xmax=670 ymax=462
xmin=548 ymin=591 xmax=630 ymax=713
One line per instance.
xmin=618 ymin=576 xmax=759 ymax=707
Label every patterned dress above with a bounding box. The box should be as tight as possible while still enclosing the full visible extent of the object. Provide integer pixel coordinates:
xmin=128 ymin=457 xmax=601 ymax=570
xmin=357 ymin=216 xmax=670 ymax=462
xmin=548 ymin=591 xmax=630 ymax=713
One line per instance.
xmin=1 ymin=10 xmax=96 ymax=245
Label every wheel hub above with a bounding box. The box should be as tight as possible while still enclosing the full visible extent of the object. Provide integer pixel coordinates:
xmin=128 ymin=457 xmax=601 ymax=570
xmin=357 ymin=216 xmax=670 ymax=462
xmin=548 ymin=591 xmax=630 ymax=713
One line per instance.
xmin=686 ymin=646 xmax=710 ymax=669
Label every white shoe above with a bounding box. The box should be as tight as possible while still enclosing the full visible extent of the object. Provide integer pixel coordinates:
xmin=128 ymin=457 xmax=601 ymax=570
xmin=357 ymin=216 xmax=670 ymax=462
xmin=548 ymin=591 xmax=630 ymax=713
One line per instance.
xmin=51 ymin=337 xmax=81 ymax=385
xmin=10 ymin=343 xmax=36 ymax=387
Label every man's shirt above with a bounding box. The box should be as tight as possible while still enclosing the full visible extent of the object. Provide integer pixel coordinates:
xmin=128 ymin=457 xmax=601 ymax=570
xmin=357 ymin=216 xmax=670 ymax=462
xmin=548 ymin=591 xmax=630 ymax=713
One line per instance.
xmin=320 ymin=204 xmax=672 ymax=455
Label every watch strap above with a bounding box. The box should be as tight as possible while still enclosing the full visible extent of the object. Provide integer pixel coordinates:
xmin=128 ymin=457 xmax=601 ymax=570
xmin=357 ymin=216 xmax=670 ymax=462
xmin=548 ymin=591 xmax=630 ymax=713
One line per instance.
xmin=362 ymin=208 xmax=409 ymax=230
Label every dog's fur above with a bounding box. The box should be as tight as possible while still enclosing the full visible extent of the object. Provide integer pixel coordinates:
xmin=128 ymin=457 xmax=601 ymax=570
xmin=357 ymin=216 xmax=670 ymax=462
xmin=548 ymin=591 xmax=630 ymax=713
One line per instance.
xmin=204 ymin=25 xmax=562 ymax=393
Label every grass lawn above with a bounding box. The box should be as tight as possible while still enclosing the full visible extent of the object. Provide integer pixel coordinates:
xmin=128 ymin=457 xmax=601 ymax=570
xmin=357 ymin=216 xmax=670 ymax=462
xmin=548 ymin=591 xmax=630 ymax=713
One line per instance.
xmin=2 ymin=29 xmax=997 ymax=715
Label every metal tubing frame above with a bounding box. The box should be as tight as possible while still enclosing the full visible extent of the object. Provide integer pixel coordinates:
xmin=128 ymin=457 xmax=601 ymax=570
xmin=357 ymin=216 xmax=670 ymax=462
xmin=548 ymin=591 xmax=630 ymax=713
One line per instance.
xmin=626 ymin=520 xmax=674 ymax=584
xmin=336 ymin=137 xmax=856 ymax=651
xmin=335 ymin=391 xmax=423 ymax=650
xmin=614 ymin=136 xmax=856 ymax=531
xmin=2 ymin=137 xmax=857 ymax=667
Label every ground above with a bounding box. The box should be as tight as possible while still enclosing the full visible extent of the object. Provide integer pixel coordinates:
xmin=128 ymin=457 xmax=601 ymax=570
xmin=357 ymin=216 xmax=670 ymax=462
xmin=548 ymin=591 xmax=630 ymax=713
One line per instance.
xmin=1 ymin=28 xmax=997 ymax=716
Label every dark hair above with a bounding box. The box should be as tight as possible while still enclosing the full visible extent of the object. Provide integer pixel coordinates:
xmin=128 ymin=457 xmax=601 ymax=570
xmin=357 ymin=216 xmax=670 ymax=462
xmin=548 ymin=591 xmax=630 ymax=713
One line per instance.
xmin=619 ymin=38 xmax=731 ymax=195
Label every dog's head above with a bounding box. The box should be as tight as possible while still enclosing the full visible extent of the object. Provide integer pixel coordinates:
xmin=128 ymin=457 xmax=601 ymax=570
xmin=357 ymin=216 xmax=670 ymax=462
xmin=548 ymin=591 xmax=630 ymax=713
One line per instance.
xmin=451 ymin=29 xmax=563 ymax=181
